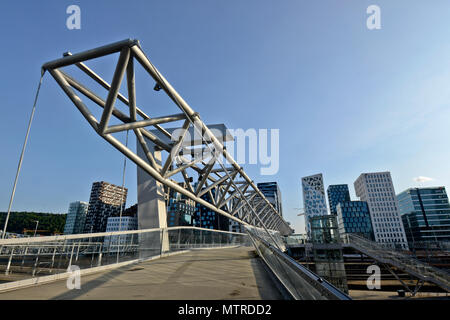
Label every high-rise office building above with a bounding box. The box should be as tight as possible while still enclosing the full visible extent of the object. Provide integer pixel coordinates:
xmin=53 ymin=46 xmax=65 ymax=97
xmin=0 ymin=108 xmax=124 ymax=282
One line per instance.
xmin=257 ymin=182 xmax=283 ymax=216
xmin=302 ymin=174 xmax=328 ymax=233
xmin=354 ymin=172 xmax=408 ymax=249
xmin=167 ymin=182 xmax=196 ymax=227
xmin=327 ymin=184 xmax=351 ymax=215
xmin=193 ymin=182 xmax=230 ymax=231
xmin=336 ymin=201 xmax=374 ymax=240
xmin=63 ymin=201 xmax=88 ymax=234
xmin=397 ymin=187 xmax=450 ymax=244
xmin=83 ymin=181 xmax=128 ymax=234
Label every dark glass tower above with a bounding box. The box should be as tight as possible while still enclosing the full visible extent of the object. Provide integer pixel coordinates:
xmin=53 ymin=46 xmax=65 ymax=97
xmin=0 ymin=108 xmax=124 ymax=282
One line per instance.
xmin=327 ymin=184 xmax=350 ymax=215
xmin=336 ymin=201 xmax=374 ymax=240
xmin=257 ymin=182 xmax=283 ymax=216
xmin=397 ymin=187 xmax=450 ymax=244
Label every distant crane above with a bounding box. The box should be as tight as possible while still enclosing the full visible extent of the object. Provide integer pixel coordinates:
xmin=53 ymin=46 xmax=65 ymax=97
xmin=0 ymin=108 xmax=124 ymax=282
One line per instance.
xmin=22 ymin=229 xmax=62 ymax=236
xmin=293 ymin=207 xmax=306 ymax=217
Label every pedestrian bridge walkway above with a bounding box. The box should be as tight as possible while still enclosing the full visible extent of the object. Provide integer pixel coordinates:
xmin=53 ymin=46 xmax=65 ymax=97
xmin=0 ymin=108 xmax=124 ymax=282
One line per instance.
xmin=0 ymin=247 xmax=284 ymax=300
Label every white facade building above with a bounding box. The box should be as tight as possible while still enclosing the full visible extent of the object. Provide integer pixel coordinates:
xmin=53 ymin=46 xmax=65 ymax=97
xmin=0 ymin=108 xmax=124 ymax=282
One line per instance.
xmin=104 ymin=216 xmax=138 ymax=251
xmin=64 ymin=201 xmax=89 ymax=235
xmin=354 ymin=171 xmax=408 ymax=249
xmin=301 ymin=173 xmax=328 ymax=234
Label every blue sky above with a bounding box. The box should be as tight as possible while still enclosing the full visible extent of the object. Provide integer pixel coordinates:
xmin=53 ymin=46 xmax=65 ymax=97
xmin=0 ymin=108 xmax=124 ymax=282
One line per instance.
xmin=1 ymin=1 xmax=450 ymax=234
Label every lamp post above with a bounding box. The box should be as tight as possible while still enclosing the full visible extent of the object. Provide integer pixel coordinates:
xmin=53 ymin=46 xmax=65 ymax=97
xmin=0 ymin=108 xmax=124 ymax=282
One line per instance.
xmin=33 ymin=220 xmax=39 ymax=237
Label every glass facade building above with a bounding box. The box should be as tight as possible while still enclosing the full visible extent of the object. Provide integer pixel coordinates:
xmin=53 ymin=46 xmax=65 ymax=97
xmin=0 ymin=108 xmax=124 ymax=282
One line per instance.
xmin=309 ymin=215 xmax=348 ymax=294
xmin=336 ymin=201 xmax=374 ymax=240
xmin=397 ymin=187 xmax=450 ymax=244
xmin=63 ymin=201 xmax=88 ymax=235
xmin=104 ymin=216 xmax=138 ymax=251
xmin=327 ymin=184 xmax=351 ymax=215
xmin=193 ymin=183 xmax=230 ymax=231
xmin=166 ymin=183 xmax=196 ymax=227
xmin=257 ymin=182 xmax=283 ymax=216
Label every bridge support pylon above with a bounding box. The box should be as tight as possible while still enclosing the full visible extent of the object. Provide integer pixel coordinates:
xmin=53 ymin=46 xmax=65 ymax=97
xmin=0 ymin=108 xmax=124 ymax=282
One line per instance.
xmin=137 ymin=138 xmax=169 ymax=256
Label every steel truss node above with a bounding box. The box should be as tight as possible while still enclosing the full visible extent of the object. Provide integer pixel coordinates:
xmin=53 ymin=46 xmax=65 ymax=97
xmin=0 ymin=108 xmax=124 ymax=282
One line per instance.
xmin=42 ymin=39 xmax=292 ymax=236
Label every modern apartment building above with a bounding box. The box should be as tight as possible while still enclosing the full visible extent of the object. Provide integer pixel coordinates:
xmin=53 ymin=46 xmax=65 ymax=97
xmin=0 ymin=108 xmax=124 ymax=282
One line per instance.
xmin=327 ymin=184 xmax=351 ymax=215
xmin=83 ymin=181 xmax=128 ymax=234
xmin=397 ymin=187 xmax=450 ymax=244
xmin=257 ymin=182 xmax=283 ymax=216
xmin=302 ymin=174 xmax=328 ymax=233
xmin=105 ymin=216 xmax=138 ymax=232
xmin=63 ymin=201 xmax=88 ymax=234
xmin=354 ymin=172 xmax=408 ymax=249
xmin=336 ymin=201 xmax=374 ymax=240
xmin=104 ymin=216 xmax=138 ymax=251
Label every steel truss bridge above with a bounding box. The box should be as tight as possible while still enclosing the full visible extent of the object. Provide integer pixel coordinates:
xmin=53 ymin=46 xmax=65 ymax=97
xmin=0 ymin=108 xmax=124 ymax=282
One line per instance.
xmin=2 ymin=39 xmax=448 ymax=300
xmin=41 ymin=38 xmax=291 ymax=236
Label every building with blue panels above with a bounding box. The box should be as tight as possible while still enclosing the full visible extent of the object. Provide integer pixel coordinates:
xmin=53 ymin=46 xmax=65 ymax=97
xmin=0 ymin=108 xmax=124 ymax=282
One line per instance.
xmin=167 ymin=183 xmax=196 ymax=227
xmin=257 ymin=182 xmax=283 ymax=216
xmin=397 ymin=187 xmax=450 ymax=244
xmin=327 ymin=184 xmax=351 ymax=215
xmin=104 ymin=216 xmax=138 ymax=251
xmin=336 ymin=201 xmax=374 ymax=240
xmin=193 ymin=183 xmax=230 ymax=231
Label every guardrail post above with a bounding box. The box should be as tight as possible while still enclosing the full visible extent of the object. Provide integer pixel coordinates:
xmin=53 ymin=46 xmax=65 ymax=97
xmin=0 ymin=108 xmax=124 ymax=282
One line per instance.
xmin=50 ymin=246 xmax=57 ymax=271
xmin=68 ymin=242 xmax=76 ymax=268
xmin=32 ymin=247 xmax=41 ymax=277
xmin=90 ymin=243 xmax=96 ymax=268
xmin=5 ymin=247 xmax=14 ymax=275
xmin=75 ymin=241 xmax=81 ymax=262
xmin=97 ymin=243 xmax=103 ymax=267
xmin=178 ymin=229 xmax=181 ymax=249
xmin=129 ymin=234 xmax=134 ymax=255
xmin=20 ymin=244 xmax=28 ymax=269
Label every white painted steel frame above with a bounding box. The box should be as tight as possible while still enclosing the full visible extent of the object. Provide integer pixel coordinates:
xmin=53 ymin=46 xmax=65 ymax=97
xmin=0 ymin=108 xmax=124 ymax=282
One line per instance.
xmin=42 ymin=39 xmax=292 ymax=236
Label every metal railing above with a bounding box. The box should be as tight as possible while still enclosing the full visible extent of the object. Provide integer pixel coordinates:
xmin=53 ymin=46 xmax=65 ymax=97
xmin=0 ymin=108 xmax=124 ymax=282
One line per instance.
xmin=344 ymin=233 xmax=450 ymax=292
xmin=0 ymin=226 xmax=250 ymax=284
xmin=246 ymin=226 xmax=351 ymax=300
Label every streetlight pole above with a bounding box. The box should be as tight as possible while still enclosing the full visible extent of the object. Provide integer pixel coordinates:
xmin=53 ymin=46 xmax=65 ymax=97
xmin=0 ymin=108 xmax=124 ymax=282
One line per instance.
xmin=33 ymin=220 xmax=39 ymax=237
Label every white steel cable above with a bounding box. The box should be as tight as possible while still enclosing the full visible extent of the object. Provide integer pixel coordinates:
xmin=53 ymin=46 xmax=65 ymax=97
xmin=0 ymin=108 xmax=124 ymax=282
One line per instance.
xmin=117 ymin=130 xmax=129 ymax=263
xmin=2 ymin=74 xmax=45 ymax=239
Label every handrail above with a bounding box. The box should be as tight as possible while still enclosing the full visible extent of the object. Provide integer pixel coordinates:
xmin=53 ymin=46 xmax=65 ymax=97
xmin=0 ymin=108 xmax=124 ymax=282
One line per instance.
xmin=0 ymin=226 xmax=247 ymax=245
xmin=246 ymin=227 xmax=351 ymax=300
xmin=345 ymin=234 xmax=450 ymax=291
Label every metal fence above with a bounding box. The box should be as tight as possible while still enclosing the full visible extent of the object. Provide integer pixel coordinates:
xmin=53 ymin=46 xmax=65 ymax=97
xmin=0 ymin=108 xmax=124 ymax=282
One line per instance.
xmin=0 ymin=226 xmax=250 ymax=284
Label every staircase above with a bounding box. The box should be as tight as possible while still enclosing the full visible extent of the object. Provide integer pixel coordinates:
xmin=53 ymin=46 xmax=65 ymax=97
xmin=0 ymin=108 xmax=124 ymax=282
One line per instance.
xmin=344 ymin=234 xmax=450 ymax=292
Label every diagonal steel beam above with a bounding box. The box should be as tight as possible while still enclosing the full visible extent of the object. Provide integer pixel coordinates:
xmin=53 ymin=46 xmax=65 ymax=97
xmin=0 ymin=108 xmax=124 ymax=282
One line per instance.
xmin=98 ymin=47 xmax=130 ymax=134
